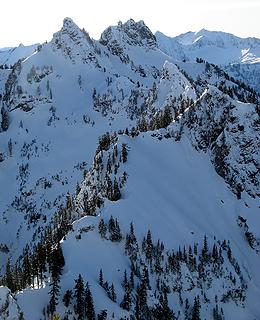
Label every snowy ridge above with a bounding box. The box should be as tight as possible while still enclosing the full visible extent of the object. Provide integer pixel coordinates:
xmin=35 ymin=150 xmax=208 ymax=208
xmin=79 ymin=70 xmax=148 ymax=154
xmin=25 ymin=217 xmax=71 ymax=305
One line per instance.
xmin=182 ymin=85 xmax=260 ymax=197
xmin=156 ymin=29 xmax=260 ymax=92
xmin=156 ymin=29 xmax=260 ymax=65
xmin=0 ymin=44 xmax=38 ymax=66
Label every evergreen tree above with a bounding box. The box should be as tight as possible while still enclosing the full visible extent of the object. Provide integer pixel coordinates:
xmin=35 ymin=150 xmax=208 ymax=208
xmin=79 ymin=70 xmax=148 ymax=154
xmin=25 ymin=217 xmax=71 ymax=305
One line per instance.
xmin=122 ymin=269 xmax=128 ymax=289
xmin=191 ymin=296 xmax=201 ymax=320
xmin=22 ymin=252 xmax=32 ymax=288
xmin=98 ymin=218 xmax=107 ymax=238
xmin=125 ymin=222 xmax=138 ymax=260
xmin=194 ymin=243 xmax=198 ymax=255
xmin=1 ymin=107 xmax=9 ymax=131
xmin=98 ymin=132 xmax=111 ymax=151
xmin=145 ymin=230 xmax=153 ymax=261
xmin=152 ymin=292 xmax=174 ymax=320
xmin=130 ymin=271 xmax=135 ymax=289
xmin=49 ymin=273 xmax=61 ymax=316
xmin=108 ymin=217 xmax=122 ymax=242
xmin=136 ymin=282 xmax=149 ymax=319
xmin=212 ymin=244 xmax=218 ymax=262
xmin=74 ymin=274 xmax=85 ymax=319
xmin=85 ymin=282 xmax=95 ymax=320
xmin=202 ymin=235 xmax=209 ymax=262
xmin=121 ymin=143 xmax=128 ymax=163
xmin=49 ymin=243 xmax=65 ymax=278
xmin=213 ymin=304 xmax=223 ymax=320
xmin=138 ymin=117 xmax=148 ymax=132
xmin=142 ymin=266 xmax=150 ymax=290
xmin=161 ymin=106 xmax=173 ymax=128
xmin=18 ymin=312 xmax=25 ymax=320
xmin=36 ymin=243 xmax=47 ymax=285
xmin=159 ymin=291 xmax=174 ymax=319
xmin=184 ymin=298 xmax=190 ymax=320
xmin=66 ymin=192 xmax=72 ymax=211
xmin=135 ymin=295 xmax=141 ymax=320
xmin=109 ymin=283 xmax=117 ymax=302
xmin=108 ymin=216 xmax=115 ymax=238
xmin=114 ymin=219 xmax=122 ymax=241
xmin=99 ymin=269 xmax=103 ymax=287
xmin=13 ymin=263 xmax=22 ymax=292
xmin=120 ymin=289 xmax=131 ymax=311
xmin=227 ymin=245 xmax=232 ymax=260
xmin=8 ymin=139 xmax=12 ymax=157
xmin=5 ymin=258 xmax=15 ymax=292
xmin=112 ymin=179 xmax=121 ymax=201
xmin=106 ymin=176 xmax=113 ymax=200
xmin=63 ymin=289 xmax=72 ymax=307
xmin=97 ymin=310 xmax=107 ymax=320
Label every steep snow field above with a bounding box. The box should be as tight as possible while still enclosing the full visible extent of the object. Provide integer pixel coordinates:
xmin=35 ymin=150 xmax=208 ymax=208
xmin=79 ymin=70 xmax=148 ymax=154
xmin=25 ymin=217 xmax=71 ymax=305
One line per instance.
xmin=15 ymin=133 xmax=260 ymax=319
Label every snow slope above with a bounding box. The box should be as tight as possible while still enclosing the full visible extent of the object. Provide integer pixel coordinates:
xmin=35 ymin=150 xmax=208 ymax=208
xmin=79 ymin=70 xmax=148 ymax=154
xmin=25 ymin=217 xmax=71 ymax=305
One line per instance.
xmin=16 ymin=133 xmax=260 ymax=319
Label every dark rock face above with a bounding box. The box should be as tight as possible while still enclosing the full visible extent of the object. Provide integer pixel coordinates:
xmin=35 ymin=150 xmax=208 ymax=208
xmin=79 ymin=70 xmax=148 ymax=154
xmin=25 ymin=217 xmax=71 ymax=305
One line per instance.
xmin=184 ymin=87 xmax=260 ymax=198
xmin=99 ymin=19 xmax=157 ymax=62
xmin=100 ymin=19 xmax=157 ymax=48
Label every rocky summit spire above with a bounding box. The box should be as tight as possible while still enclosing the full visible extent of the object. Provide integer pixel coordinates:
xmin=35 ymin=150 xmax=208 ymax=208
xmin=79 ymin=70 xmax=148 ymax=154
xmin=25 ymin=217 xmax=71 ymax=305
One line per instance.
xmin=53 ymin=17 xmax=88 ymax=43
xmin=50 ymin=17 xmax=96 ymax=63
xmin=100 ymin=18 xmax=157 ymax=49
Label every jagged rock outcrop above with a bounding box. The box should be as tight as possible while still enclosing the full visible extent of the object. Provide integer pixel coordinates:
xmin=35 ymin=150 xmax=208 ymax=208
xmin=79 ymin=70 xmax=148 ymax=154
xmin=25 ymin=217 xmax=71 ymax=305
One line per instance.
xmin=51 ymin=17 xmax=101 ymax=66
xmin=184 ymin=86 xmax=260 ymax=197
xmin=100 ymin=19 xmax=157 ymax=63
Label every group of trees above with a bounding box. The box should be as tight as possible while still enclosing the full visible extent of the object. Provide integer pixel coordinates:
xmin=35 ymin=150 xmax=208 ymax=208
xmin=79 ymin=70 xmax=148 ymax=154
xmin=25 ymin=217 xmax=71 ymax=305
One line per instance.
xmin=0 ymin=64 xmax=11 ymax=69
xmin=81 ymin=134 xmax=128 ymax=214
xmin=137 ymin=105 xmax=173 ymax=132
xmin=195 ymin=57 xmax=259 ymax=104
xmin=2 ymin=226 xmax=66 ymax=295
xmin=63 ymin=274 xmax=95 ymax=320
xmin=122 ymin=97 xmax=194 ymax=140
xmin=98 ymin=216 xmax=122 ymax=242
xmin=218 ymin=81 xmax=258 ymax=104
xmin=97 ymin=132 xmax=118 ymax=153
xmin=196 ymin=58 xmax=259 ymax=104
xmin=96 ymin=217 xmax=247 ymax=319
xmin=0 ymin=202 xmax=73 ymax=315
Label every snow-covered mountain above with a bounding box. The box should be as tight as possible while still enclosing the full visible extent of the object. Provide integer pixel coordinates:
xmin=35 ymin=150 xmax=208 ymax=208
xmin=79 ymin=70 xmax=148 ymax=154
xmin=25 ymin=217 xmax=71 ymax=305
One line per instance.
xmin=156 ymin=29 xmax=260 ymax=65
xmin=0 ymin=44 xmax=38 ymax=67
xmin=0 ymin=18 xmax=259 ymax=319
xmin=156 ymin=29 xmax=260 ymax=92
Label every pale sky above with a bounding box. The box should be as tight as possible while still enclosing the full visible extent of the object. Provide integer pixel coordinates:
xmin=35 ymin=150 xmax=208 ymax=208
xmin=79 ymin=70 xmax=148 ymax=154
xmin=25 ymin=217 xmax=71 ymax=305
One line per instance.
xmin=1 ymin=0 xmax=259 ymax=48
